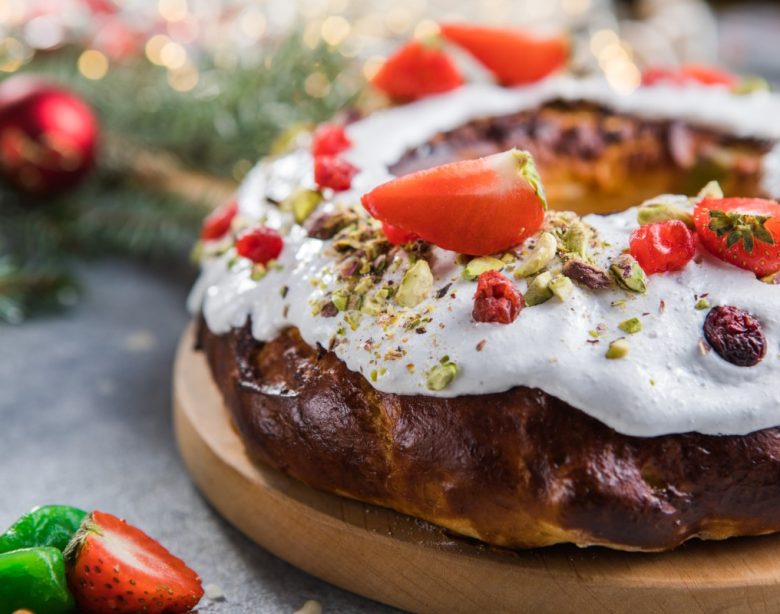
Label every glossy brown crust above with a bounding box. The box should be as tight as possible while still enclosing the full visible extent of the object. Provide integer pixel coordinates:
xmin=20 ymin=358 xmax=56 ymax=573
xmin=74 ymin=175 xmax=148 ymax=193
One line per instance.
xmin=198 ymin=320 xmax=780 ymax=552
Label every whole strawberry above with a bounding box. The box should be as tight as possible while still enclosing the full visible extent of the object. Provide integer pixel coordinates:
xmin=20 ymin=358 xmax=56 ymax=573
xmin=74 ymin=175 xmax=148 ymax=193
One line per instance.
xmin=64 ymin=511 xmax=203 ymax=614
xmin=694 ymin=197 xmax=780 ymax=277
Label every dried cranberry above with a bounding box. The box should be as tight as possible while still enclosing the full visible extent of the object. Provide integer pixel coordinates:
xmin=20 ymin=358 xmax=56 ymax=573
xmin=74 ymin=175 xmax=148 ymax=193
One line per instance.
xmin=703 ymin=305 xmax=767 ymax=367
xmin=201 ymin=199 xmax=237 ymax=240
xmin=314 ymin=155 xmax=358 ymax=191
xmin=311 ymin=123 xmax=351 ymax=156
xmin=472 ymin=270 xmax=524 ymax=324
xmin=236 ymin=227 xmax=283 ymax=264
xmin=629 ymin=220 xmax=695 ymax=275
xmin=381 ymin=221 xmax=419 ymax=245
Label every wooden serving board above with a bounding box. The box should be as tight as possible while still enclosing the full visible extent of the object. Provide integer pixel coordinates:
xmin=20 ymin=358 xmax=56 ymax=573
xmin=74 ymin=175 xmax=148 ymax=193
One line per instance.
xmin=173 ymin=324 xmax=780 ymax=613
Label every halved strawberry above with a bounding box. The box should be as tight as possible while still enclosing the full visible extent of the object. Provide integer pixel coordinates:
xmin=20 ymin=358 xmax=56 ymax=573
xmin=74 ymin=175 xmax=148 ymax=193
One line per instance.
xmin=372 ymin=39 xmax=463 ymax=101
xmin=64 ymin=511 xmax=203 ymax=614
xmin=694 ymin=197 xmax=780 ymax=277
xmin=439 ymin=23 xmax=568 ymax=86
xmin=201 ymin=198 xmax=238 ymax=240
xmin=361 ymin=149 xmax=546 ymax=255
xmin=642 ymin=64 xmax=737 ymax=88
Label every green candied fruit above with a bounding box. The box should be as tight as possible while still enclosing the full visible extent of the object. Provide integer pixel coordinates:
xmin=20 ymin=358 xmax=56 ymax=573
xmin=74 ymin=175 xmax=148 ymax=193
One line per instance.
xmin=0 ymin=547 xmax=75 ymax=614
xmin=0 ymin=505 xmax=87 ymax=554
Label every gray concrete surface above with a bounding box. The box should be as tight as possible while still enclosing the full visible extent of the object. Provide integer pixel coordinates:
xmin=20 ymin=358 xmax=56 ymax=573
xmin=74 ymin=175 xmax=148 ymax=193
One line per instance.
xmin=0 ymin=260 xmax=398 ymax=613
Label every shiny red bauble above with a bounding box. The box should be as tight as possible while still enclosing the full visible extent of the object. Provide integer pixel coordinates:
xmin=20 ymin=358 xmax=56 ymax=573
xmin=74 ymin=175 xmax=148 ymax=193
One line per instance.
xmin=0 ymin=76 xmax=99 ymax=194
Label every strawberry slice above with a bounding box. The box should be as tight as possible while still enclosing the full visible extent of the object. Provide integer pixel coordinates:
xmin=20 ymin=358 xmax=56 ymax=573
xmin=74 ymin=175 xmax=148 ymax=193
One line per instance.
xmin=439 ymin=23 xmax=568 ymax=85
xmin=642 ymin=64 xmax=737 ymax=88
xmin=64 ymin=511 xmax=203 ymax=614
xmin=361 ymin=149 xmax=546 ymax=255
xmin=694 ymin=197 xmax=780 ymax=277
xmin=372 ymin=39 xmax=463 ymax=101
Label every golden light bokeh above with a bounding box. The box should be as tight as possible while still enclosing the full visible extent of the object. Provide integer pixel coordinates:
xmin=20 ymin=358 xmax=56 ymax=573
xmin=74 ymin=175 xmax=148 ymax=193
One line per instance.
xmin=78 ymin=49 xmax=109 ymax=80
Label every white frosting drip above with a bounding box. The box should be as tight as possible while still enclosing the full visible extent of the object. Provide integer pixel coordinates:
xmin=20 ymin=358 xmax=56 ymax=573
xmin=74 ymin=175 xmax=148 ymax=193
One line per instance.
xmin=190 ymin=77 xmax=780 ymax=438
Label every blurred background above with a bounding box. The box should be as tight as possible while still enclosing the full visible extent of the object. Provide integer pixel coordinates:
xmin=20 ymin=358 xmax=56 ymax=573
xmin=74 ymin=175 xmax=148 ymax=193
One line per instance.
xmin=0 ymin=0 xmax=778 ymax=324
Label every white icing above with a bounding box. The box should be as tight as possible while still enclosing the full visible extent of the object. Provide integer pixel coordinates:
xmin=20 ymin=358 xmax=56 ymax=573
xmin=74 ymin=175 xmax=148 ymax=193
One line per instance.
xmin=190 ymin=77 xmax=780 ymax=438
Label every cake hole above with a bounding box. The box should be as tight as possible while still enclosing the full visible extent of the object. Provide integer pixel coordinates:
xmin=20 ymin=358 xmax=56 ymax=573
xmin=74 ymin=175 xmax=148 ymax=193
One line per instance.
xmin=389 ymin=100 xmax=770 ymax=216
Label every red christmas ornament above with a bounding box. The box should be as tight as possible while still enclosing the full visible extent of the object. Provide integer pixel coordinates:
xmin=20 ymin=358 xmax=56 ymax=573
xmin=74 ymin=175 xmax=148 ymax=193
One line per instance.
xmin=0 ymin=76 xmax=99 ymax=194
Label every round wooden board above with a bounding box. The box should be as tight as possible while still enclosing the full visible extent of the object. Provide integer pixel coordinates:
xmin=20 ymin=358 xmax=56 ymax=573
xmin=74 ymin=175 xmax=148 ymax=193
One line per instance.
xmin=173 ymin=324 xmax=780 ymax=613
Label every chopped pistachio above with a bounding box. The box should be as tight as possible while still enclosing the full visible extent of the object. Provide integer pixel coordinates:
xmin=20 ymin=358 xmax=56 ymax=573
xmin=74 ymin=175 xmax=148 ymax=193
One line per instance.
xmin=696 ymin=180 xmax=724 ymax=202
xmin=695 ymin=297 xmax=711 ymax=310
xmin=606 ymin=338 xmax=630 ymax=359
xmin=250 ymin=264 xmax=268 ymax=281
xmin=396 ymin=260 xmax=433 ymax=308
xmin=618 ymin=317 xmax=643 ymax=334
xmin=370 ymin=369 xmax=378 ymax=382
xmin=561 ymin=221 xmax=592 ymax=259
xmin=500 ymin=252 xmax=517 ymax=264
xmin=636 ymin=202 xmax=694 ymax=229
xmin=344 ymin=311 xmax=361 ymax=331
xmin=280 ymin=188 xmax=323 ymax=223
xmin=463 ymin=256 xmax=505 ymax=280
xmin=548 ymin=274 xmax=574 ymax=302
xmin=361 ymin=288 xmax=389 ymax=316
xmin=732 ymin=76 xmax=770 ymax=95
xmin=269 ymin=121 xmax=313 ymax=155
xmin=353 ymin=276 xmax=373 ymax=295
xmin=516 ymin=232 xmax=557 ymax=277
xmin=280 ymin=285 xmax=289 ymax=298
xmin=524 ymin=271 xmax=553 ymax=306
xmin=190 ymin=240 xmax=204 ymax=264
xmin=426 ymin=360 xmax=459 ymax=391
xmin=332 ymin=289 xmax=349 ymax=312
xmin=760 ymin=271 xmax=780 ymax=285
xmin=610 ymin=254 xmax=648 ymax=294
xmin=562 ymin=259 xmax=611 ymax=289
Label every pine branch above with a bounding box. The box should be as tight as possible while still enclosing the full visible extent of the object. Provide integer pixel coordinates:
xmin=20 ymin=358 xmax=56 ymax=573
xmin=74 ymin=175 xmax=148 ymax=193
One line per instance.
xmin=0 ymin=30 xmax=360 ymax=323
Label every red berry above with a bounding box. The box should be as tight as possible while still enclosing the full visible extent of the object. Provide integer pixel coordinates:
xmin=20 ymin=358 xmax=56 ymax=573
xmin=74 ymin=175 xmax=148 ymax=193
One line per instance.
xmin=472 ymin=270 xmax=524 ymax=324
xmin=381 ymin=221 xmax=419 ymax=245
xmin=703 ymin=305 xmax=766 ymax=367
xmin=201 ymin=199 xmax=238 ymax=240
xmin=236 ymin=227 xmax=283 ymax=264
xmin=312 ymin=123 xmax=351 ymax=156
xmin=314 ymin=155 xmax=358 ymax=191
xmin=629 ymin=220 xmax=695 ymax=275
